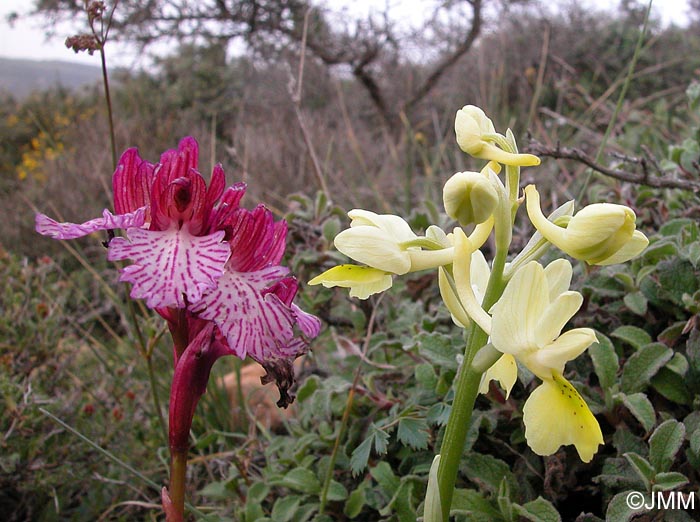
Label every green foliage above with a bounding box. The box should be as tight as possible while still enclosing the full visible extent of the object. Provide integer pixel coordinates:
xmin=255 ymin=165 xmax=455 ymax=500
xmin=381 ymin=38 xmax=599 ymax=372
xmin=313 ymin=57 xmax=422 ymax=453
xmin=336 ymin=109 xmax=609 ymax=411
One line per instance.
xmin=3 ymin=3 xmax=700 ymax=521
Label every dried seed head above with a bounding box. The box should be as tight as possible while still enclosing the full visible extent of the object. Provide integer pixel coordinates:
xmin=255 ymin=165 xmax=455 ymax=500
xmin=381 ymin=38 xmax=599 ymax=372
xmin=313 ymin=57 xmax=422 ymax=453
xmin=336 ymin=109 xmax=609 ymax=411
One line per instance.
xmin=65 ymin=34 xmax=101 ymax=55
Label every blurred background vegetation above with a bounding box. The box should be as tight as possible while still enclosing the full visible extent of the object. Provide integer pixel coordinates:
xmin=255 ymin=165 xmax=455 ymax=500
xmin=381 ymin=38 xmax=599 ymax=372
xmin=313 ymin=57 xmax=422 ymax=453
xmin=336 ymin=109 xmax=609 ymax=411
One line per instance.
xmin=1 ymin=0 xmax=700 ymax=520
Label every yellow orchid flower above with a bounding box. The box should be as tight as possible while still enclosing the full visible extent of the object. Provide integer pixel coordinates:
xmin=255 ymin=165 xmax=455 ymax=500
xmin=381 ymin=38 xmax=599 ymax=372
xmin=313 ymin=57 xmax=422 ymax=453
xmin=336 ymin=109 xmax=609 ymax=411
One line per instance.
xmin=334 ymin=210 xmax=418 ymax=274
xmin=488 ymin=260 xmax=603 ymax=462
xmin=308 ymin=264 xmax=392 ymax=300
xmin=524 ymin=185 xmax=648 ymax=266
xmin=455 ymin=105 xmax=540 ymax=167
xmin=333 ymin=210 xmax=455 ymax=275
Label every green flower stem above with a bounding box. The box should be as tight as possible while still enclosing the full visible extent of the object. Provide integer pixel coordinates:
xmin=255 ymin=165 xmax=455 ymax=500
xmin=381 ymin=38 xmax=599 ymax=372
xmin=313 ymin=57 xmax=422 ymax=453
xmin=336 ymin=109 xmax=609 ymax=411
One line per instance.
xmin=436 ymin=205 xmax=511 ymax=520
xmin=169 ymin=449 xmax=188 ymax=520
xmin=436 ymin=324 xmax=488 ymax=521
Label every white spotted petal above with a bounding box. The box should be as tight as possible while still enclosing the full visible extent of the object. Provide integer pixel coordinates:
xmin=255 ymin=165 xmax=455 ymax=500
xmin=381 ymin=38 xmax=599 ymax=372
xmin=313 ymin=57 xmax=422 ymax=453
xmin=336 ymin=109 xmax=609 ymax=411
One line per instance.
xmin=107 ymin=226 xmax=230 ymax=309
xmin=192 ymin=266 xmax=303 ymax=361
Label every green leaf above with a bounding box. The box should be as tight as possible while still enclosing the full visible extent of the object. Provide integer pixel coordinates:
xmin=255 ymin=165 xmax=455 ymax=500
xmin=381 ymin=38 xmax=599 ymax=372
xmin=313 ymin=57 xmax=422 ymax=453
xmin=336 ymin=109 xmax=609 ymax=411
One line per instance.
xmin=382 ymin=479 xmax=417 ymax=522
xmin=605 ymin=491 xmax=651 ymax=522
xmin=461 ymin=453 xmax=518 ymax=496
xmin=589 ymin=333 xmax=619 ymax=389
xmin=271 ymin=495 xmax=301 ymax=522
xmin=513 ymin=497 xmax=562 ymax=522
xmin=450 ymin=488 xmax=502 ymax=520
xmin=649 ymin=419 xmax=686 ymax=473
xmin=623 ymin=452 xmax=655 ymax=490
xmin=657 ymin=258 xmax=700 ymax=304
xmin=691 ymin=428 xmax=700 ymax=456
xmin=621 ymin=343 xmax=673 ymax=394
xmin=687 ymin=428 xmax=700 ymax=469
xmin=641 ymin=241 xmax=677 ymax=263
xmin=349 ymin=436 xmax=372 ymax=476
xmin=659 ymin=218 xmax=695 ymax=236
xmin=426 ymin=402 xmax=451 ymax=426
xmin=198 ymin=481 xmax=229 ymax=500
xmin=370 ymin=462 xmax=400 ymax=496
xmin=322 ymin=216 xmax=341 ymax=243
xmin=612 ymin=326 xmax=652 ymax=350
xmin=396 ymin=417 xmax=429 ymax=450
xmin=296 ymin=376 xmax=319 ymax=403
xmin=666 ymin=353 xmax=689 ymax=376
xmin=651 ymin=368 xmax=693 ymax=405
xmin=327 ymin=480 xmax=348 ymax=501
xmin=652 ymin=472 xmax=689 ymax=491
xmin=623 ymin=291 xmax=647 ymax=315
xmin=350 ymin=424 xmax=390 ymax=475
xmin=280 ymin=468 xmax=321 ymax=495
xmin=414 ymin=363 xmax=438 ymax=389
xmin=418 ymin=332 xmax=460 ymax=370
xmin=245 ymin=482 xmax=269 ymax=521
xmin=618 ymin=392 xmax=656 ymax=432
xmin=344 ymin=484 xmax=367 ymax=519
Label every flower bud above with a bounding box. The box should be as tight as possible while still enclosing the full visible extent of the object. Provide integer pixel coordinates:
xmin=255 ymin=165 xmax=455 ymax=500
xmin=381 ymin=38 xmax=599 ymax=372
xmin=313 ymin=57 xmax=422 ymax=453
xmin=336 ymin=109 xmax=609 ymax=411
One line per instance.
xmin=455 ymin=105 xmax=540 ymax=167
xmin=423 ymin=455 xmax=443 ymax=522
xmin=455 ymin=106 xmax=496 ymax=155
xmin=443 ymin=170 xmax=499 ymax=226
xmin=525 ymin=185 xmax=648 ymax=265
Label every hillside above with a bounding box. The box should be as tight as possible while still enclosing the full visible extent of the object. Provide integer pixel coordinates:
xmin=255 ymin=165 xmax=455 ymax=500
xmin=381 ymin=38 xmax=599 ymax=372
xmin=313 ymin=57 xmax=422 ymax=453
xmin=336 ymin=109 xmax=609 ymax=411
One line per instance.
xmin=0 ymin=57 xmax=102 ymax=99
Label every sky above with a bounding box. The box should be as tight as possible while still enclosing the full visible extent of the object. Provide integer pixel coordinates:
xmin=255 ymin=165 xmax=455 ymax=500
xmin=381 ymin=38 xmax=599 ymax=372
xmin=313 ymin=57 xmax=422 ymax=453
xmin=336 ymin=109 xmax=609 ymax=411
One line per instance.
xmin=0 ymin=0 xmax=692 ymax=70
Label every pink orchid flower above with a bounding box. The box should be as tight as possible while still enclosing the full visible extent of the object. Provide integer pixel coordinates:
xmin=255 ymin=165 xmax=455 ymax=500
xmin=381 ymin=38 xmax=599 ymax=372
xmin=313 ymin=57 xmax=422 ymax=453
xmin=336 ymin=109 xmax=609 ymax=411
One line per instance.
xmin=36 ymin=136 xmax=321 ymax=518
xmin=36 ymin=135 xmax=321 ymax=405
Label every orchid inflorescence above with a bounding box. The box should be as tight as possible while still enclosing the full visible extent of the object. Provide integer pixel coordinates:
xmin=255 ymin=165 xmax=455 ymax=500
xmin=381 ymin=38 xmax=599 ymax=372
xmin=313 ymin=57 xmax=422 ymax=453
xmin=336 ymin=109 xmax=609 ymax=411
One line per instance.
xmin=36 ymin=137 xmax=321 ymax=519
xmin=310 ymin=105 xmax=649 ymax=520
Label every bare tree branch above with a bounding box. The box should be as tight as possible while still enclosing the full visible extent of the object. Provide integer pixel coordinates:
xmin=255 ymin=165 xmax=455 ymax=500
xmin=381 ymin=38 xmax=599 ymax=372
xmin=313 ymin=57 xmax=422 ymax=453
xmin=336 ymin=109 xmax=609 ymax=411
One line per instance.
xmin=526 ymin=139 xmax=700 ymax=193
xmin=404 ymin=0 xmax=483 ymax=112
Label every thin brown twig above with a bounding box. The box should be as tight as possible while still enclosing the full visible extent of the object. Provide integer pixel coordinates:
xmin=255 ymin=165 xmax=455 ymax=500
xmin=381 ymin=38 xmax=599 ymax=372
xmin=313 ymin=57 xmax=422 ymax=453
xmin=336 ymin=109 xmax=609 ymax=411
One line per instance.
xmin=526 ymin=139 xmax=700 ymax=193
xmin=288 ymin=8 xmax=330 ymax=198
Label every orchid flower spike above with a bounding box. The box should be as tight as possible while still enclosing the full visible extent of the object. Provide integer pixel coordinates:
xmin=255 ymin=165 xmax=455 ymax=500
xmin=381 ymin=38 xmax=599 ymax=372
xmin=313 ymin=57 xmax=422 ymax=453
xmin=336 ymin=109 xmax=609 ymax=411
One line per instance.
xmin=36 ymin=137 xmax=321 ymax=404
xmin=524 ymin=185 xmax=649 ymax=265
xmin=487 ymin=260 xmax=603 ymax=462
xmin=455 ymin=105 xmax=540 ymax=167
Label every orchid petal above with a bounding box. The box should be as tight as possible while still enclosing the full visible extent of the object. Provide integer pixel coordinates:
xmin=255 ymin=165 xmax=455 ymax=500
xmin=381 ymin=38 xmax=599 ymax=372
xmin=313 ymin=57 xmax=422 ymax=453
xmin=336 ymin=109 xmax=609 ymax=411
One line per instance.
xmin=308 ymin=264 xmax=393 ymax=299
xmin=347 ymin=209 xmax=417 ymax=243
xmin=598 ymin=229 xmax=649 ymax=265
xmin=264 ymin=276 xmax=322 ymax=338
xmin=543 ymin=258 xmax=573 ymax=301
xmin=438 ymin=267 xmax=471 ymax=327
xmin=478 ymin=353 xmax=518 ymax=399
xmin=226 ymin=206 xmax=287 ymax=271
xmin=453 ymin=228 xmax=492 ymax=334
xmin=192 ymin=267 xmax=311 ymax=363
xmin=468 ymin=215 xmax=494 ymax=250
xmin=335 ymin=226 xmax=412 ymax=274
xmin=36 ymin=207 xmax=147 ymax=240
xmin=113 ymin=148 xmax=155 ymax=215
xmin=534 ymin=291 xmax=583 ymax=348
xmin=522 ymin=374 xmax=603 ymax=463
xmin=107 ymin=227 xmax=230 ymax=309
xmin=490 ymin=262 xmax=547 ymax=354
xmin=532 ymin=328 xmax=597 ymax=375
